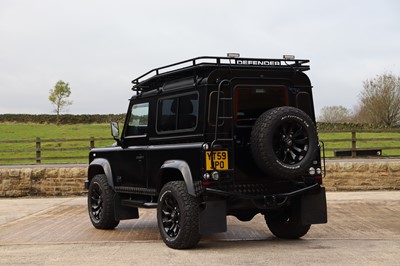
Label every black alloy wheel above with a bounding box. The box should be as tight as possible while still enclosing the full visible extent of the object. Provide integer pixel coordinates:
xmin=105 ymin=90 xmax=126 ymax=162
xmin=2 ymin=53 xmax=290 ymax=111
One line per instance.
xmin=157 ymin=181 xmax=201 ymax=249
xmin=273 ymin=120 xmax=309 ymax=165
xmin=87 ymin=174 xmax=119 ymax=229
xmin=160 ymin=193 xmax=181 ymax=238
xmin=251 ymin=106 xmax=318 ymax=179
xmin=89 ymin=181 xmax=103 ymax=222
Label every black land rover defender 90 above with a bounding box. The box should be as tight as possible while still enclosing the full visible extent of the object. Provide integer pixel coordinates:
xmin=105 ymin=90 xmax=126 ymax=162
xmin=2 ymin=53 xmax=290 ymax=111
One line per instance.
xmin=85 ymin=55 xmax=327 ymax=249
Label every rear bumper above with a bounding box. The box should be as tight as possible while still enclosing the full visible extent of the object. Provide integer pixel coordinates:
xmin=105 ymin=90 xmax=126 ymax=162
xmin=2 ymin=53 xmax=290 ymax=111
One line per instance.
xmin=200 ymin=183 xmax=327 ymax=234
xmin=205 ymin=182 xmax=320 ymax=208
xmin=206 ymin=183 xmax=321 ymax=200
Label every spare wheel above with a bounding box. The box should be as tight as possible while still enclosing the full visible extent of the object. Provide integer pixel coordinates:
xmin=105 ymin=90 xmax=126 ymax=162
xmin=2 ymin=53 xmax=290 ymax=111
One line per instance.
xmin=250 ymin=106 xmax=318 ymax=179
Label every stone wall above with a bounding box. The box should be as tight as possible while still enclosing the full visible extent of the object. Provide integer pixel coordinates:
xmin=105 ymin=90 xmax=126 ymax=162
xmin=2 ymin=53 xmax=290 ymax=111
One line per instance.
xmin=323 ymin=161 xmax=400 ymax=191
xmin=0 ymin=167 xmax=86 ymax=197
xmin=0 ymin=161 xmax=400 ymax=197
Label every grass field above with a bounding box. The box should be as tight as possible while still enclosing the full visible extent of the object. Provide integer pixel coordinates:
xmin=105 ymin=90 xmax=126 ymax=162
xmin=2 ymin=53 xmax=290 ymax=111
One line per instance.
xmin=319 ymin=131 xmax=400 ymax=157
xmin=0 ymin=123 xmax=114 ymax=164
xmin=0 ymin=123 xmax=112 ymax=140
xmin=1 ymin=123 xmax=400 ymax=165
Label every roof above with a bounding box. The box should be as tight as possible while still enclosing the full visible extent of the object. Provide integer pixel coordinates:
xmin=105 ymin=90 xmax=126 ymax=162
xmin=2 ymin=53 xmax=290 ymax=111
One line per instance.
xmin=131 ymin=56 xmax=310 ymax=93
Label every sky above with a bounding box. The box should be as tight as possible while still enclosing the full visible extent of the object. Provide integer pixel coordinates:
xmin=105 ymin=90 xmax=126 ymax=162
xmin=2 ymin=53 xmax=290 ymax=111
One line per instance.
xmin=1 ymin=0 xmax=399 ymax=116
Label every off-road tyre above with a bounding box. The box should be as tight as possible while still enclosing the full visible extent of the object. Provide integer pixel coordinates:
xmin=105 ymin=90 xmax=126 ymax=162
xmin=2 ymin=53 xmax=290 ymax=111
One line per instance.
xmin=251 ymin=106 xmax=318 ymax=179
xmin=157 ymin=181 xmax=201 ymax=249
xmin=265 ymin=207 xmax=311 ymax=239
xmin=88 ymin=174 xmax=120 ymax=229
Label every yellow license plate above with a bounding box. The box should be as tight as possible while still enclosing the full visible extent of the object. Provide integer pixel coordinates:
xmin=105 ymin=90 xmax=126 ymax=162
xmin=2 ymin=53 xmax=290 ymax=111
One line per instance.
xmin=206 ymin=151 xmax=229 ymax=171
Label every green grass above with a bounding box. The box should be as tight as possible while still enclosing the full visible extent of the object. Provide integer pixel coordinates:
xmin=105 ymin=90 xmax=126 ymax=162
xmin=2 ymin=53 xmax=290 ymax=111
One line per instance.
xmin=1 ymin=123 xmax=400 ymax=165
xmin=319 ymin=131 xmax=400 ymax=157
xmin=0 ymin=123 xmax=111 ymax=140
xmin=0 ymin=123 xmax=115 ymax=164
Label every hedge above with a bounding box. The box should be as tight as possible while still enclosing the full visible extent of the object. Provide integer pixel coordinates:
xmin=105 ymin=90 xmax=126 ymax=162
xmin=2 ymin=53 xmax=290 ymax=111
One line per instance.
xmin=317 ymin=122 xmax=398 ymax=131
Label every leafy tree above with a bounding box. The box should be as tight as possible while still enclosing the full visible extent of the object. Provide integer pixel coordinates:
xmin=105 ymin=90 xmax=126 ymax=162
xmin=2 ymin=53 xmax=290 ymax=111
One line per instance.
xmin=357 ymin=72 xmax=400 ymax=127
xmin=318 ymin=105 xmax=352 ymax=123
xmin=49 ymin=80 xmax=72 ymax=124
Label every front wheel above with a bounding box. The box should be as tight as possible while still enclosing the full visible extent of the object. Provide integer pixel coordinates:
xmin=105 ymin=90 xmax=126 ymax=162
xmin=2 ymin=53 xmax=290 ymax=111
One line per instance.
xmin=88 ymin=174 xmax=120 ymax=229
xmin=157 ymin=181 xmax=201 ymax=249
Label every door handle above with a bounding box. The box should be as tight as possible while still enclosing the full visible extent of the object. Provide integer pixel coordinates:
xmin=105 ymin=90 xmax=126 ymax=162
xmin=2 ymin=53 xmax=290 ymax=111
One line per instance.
xmin=136 ymin=155 xmax=144 ymax=160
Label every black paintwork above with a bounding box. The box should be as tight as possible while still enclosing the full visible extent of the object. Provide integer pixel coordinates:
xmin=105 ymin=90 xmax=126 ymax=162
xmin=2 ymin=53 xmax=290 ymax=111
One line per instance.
xmin=87 ymin=56 xmax=327 ymax=229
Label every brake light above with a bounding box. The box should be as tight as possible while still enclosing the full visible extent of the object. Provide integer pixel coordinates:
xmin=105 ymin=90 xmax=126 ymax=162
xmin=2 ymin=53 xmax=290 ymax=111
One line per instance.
xmin=202 ymin=181 xmax=210 ymax=186
xmin=314 ymin=175 xmax=323 ymax=184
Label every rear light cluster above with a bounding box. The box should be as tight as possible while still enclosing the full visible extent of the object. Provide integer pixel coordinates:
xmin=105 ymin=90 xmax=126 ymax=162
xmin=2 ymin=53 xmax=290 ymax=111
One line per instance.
xmin=203 ymin=171 xmax=219 ymax=181
xmin=308 ymin=167 xmax=322 ymax=176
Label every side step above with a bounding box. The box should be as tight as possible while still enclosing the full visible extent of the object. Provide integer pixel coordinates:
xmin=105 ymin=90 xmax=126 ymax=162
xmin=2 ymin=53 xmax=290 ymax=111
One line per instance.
xmin=115 ymin=186 xmax=157 ymax=196
xmin=121 ymin=199 xmax=158 ymax=209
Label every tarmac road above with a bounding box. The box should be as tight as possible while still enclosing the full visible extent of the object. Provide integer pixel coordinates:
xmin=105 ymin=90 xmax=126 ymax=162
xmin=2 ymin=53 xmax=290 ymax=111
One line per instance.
xmin=0 ymin=191 xmax=399 ymax=265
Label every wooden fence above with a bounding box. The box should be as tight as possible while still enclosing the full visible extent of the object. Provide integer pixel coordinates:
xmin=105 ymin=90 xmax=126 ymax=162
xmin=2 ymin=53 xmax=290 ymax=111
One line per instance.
xmin=1 ymin=130 xmax=400 ymax=164
xmin=319 ymin=130 xmax=400 ymax=158
xmin=0 ymin=137 xmax=112 ymax=164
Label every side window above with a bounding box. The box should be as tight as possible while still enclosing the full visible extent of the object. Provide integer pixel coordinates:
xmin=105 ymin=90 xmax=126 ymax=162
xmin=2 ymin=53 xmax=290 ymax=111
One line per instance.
xmin=178 ymin=94 xmax=198 ymax=130
xmin=157 ymin=93 xmax=198 ymax=133
xmin=125 ymin=102 xmax=149 ymax=137
xmin=157 ymin=99 xmax=176 ymax=131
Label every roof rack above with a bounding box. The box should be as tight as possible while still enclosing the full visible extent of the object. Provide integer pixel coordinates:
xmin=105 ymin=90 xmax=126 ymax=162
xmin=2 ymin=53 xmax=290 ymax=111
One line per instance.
xmin=131 ymin=56 xmax=309 ymax=92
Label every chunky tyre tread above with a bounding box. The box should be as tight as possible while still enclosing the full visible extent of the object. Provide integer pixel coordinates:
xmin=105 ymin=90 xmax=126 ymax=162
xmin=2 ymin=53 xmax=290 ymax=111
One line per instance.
xmin=88 ymin=174 xmax=119 ymax=230
xmin=157 ymin=181 xmax=201 ymax=249
xmin=251 ymin=106 xmax=318 ymax=179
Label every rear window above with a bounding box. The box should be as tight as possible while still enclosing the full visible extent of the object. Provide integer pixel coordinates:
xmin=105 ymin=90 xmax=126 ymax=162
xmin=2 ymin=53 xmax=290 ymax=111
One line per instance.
xmin=235 ymin=85 xmax=288 ymax=126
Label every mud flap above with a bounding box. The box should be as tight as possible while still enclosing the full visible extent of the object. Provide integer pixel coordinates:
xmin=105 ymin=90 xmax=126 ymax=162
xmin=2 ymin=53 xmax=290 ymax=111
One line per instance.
xmin=114 ymin=195 xmax=139 ymax=220
xmin=199 ymin=200 xmax=227 ymax=234
xmin=300 ymin=187 xmax=328 ymax=224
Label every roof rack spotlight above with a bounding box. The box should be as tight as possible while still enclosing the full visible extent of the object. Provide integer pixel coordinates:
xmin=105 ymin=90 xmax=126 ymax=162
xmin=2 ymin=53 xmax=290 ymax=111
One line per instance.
xmin=227 ymin=53 xmax=240 ymax=58
xmin=283 ymin=55 xmax=295 ymax=60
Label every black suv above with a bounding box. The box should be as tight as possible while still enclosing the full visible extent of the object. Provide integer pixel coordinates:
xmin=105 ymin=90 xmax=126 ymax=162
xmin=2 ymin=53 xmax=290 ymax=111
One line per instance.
xmin=85 ymin=55 xmax=327 ymax=249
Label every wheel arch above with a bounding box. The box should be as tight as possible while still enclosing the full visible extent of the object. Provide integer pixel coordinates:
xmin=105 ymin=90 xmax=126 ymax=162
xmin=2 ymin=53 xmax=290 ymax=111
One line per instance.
xmin=88 ymin=158 xmax=114 ymax=188
xmin=159 ymin=160 xmax=196 ymax=196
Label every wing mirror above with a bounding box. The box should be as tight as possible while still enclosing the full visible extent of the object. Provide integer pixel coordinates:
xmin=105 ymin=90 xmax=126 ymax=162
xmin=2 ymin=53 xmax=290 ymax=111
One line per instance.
xmin=111 ymin=122 xmax=120 ymax=140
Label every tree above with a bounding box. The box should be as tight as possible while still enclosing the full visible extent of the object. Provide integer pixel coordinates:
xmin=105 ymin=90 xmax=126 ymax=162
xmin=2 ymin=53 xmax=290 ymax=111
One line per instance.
xmin=357 ymin=72 xmax=400 ymax=127
xmin=49 ymin=80 xmax=72 ymax=124
xmin=318 ymin=105 xmax=352 ymax=123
